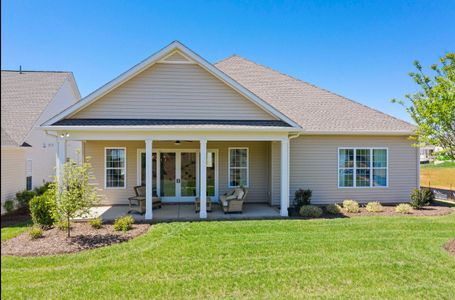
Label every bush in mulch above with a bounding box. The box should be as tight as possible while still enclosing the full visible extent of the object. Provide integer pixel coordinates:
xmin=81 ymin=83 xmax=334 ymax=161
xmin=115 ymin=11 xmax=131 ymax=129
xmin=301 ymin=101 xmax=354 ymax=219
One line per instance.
xmin=1 ymin=222 xmax=150 ymax=257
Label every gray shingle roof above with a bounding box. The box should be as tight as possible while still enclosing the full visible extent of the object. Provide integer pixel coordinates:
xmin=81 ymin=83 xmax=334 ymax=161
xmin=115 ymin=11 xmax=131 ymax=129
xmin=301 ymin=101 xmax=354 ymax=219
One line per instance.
xmin=1 ymin=70 xmax=71 ymax=146
xmin=215 ymin=56 xmax=415 ymax=133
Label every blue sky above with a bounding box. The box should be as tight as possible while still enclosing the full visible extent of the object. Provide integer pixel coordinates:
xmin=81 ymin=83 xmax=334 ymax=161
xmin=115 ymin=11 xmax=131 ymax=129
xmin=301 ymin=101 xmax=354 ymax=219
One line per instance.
xmin=2 ymin=1 xmax=454 ymax=123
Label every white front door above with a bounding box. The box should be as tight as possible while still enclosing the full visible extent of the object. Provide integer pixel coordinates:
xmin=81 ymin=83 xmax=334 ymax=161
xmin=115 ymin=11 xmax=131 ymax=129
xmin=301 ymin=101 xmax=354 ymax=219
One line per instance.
xmin=138 ymin=149 xmax=218 ymax=202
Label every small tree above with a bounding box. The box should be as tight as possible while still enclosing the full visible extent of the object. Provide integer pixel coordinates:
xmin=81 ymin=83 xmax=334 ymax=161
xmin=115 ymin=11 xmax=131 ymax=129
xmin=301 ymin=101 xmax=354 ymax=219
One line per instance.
xmin=392 ymin=52 xmax=455 ymax=159
xmin=53 ymin=158 xmax=99 ymax=237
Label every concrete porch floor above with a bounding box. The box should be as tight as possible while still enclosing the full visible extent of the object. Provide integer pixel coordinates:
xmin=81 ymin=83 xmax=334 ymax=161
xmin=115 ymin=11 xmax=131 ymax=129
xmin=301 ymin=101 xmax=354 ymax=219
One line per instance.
xmin=78 ymin=203 xmax=282 ymax=223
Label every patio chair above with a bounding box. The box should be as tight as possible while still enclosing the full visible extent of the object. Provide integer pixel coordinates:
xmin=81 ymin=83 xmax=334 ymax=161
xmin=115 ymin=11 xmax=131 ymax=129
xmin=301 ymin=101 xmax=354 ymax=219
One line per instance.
xmin=219 ymin=187 xmax=248 ymax=213
xmin=128 ymin=186 xmax=161 ymax=214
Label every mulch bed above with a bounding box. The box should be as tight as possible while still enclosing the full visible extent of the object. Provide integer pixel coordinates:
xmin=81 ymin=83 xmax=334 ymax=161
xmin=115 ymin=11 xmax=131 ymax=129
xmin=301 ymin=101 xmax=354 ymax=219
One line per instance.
xmin=1 ymin=207 xmax=31 ymax=227
xmin=1 ymin=222 xmax=150 ymax=257
xmin=444 ymin=239 xmax=455 ymax=256
xmin=290 ymin=204 xmax=453 ymax=219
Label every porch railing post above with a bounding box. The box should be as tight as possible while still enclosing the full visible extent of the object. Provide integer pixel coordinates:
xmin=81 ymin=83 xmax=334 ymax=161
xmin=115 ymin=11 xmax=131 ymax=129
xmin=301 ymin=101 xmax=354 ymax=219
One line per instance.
xmin=145 ymin=139 xmax=153 ymax=220
xmin=280 ymin=138 xmax=290 ymax=216
xmin=199 ymin=139 xmax=207 ymax=219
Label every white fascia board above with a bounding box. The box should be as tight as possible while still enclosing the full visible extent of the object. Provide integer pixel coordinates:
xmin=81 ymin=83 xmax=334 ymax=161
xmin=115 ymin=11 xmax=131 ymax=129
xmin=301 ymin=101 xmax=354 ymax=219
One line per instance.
xmin=42 ymin=41 xmax=301 ymax=128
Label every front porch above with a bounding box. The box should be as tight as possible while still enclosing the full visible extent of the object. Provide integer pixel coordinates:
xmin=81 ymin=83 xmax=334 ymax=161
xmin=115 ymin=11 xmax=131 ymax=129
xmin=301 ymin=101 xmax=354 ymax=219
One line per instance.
xmin=80 ymin=203 xmax=282 ymax=223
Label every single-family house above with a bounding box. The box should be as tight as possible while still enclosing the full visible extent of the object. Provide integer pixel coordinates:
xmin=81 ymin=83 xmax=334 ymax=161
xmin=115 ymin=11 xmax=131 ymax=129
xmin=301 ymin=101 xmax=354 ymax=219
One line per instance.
xmin=1 ymin=70 xmax=81 ymax=213
xmin=41 ymin=41 xmax=418 ymax=220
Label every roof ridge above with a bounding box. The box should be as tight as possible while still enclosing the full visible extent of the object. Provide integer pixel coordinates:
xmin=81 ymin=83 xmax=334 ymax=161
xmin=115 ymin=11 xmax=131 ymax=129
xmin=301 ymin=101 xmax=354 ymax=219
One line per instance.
xmin=214 ymin=54 xmax=239 ymax=65
xmin=1 ymin=70 xmax=72 ymax=74
xmin=218 ymin=55 xmax=415 ymax=127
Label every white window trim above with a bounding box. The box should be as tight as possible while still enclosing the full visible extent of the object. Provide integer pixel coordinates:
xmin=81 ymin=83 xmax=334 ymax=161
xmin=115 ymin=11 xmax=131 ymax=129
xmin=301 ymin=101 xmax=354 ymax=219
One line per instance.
xmin=337 ymin=147 xmax=388 ymax=189
xmin=104 ymin=147 xmax=127 ymax=189
xmin=228 ymin=147 xmax=249 ymax=188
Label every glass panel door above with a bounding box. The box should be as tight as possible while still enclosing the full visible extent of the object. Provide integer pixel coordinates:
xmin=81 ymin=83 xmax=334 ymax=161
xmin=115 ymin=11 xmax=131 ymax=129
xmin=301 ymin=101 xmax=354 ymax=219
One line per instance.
xmin=160 ymin=152 xmax=176 ymax=197
xmin=207 ymin=151 xmax=215 ymax=197
xmin=180 ymin=152 xmax=197 ymax=197
xmin=141 ymin=152 xmax=157 ymax=196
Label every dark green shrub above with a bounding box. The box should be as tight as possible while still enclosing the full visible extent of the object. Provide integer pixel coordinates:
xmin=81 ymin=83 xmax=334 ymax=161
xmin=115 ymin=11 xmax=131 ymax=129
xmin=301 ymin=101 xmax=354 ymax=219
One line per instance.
xmin=299 ymin=205 xmax=323 ymax=218
xmin=29 ymin=191 xmax=56 ymax=228
xmin=89 ymin=217 xmax=103 ymax=229
xmin=3 ymin=199 xmax=15 ymax=213
xmin=294 ymin=189 xmax=312 ymax=209
xmin=326 ymin=203 xmax=342 ymax=214
xmin=15 ymin=190 xmax=37 ymax=208
xmin=29 ymin=226 xmax=44 ymax=239
xmin=410 ymin=188 xmax=435 ymax=209
xmin=114 ymin=215 xmax=135 ymax=232
xmin=33 ymin=182 xmax=51 ymax=196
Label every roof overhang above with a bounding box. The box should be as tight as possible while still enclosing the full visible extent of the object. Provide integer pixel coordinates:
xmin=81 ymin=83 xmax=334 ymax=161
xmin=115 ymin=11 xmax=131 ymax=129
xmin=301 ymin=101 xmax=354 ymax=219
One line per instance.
xmin=42 ymin=41 xmax=301 ymax=129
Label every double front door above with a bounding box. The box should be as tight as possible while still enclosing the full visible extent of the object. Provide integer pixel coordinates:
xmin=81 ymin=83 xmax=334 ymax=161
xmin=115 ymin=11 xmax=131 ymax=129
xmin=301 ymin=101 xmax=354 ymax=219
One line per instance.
xmin=139 ymin=149 xmax=218 ymax=202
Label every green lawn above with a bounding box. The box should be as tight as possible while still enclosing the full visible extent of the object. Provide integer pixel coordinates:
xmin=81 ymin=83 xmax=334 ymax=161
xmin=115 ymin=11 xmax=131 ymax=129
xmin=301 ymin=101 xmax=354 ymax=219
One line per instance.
xmin=2 ymin=214 xmax=455 ymax=299
xmin=1 ymin=221 xmax=31 ymax=242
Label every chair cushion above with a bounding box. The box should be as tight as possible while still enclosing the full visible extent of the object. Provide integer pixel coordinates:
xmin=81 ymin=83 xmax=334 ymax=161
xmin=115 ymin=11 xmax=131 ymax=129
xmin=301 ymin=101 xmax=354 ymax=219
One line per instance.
xmin=237 ymin=189 xmax=245 ymax=200
xmin=225 ymin=194 xmax=237 ymax=201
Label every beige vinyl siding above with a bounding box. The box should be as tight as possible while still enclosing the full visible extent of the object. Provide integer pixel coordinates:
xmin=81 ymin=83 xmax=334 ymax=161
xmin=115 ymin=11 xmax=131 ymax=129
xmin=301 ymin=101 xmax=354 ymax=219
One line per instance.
xmin=72 ymin=63 xmax=276 ymax=120
xmin=289 ymin=135 xmax=418 ymax=204
xmin=1 ymin=148 xmax=26 ymax=214
xmin=162 ymin=51 xmax=191 ymax=62
xmin=84 ymin=141 xmax=271 ymax=205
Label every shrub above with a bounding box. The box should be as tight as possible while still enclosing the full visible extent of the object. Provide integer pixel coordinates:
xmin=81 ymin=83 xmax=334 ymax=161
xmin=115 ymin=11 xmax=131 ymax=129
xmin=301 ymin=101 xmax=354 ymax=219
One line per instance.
xmin=410 ymin=188 xmax=435 ymax=209
xmin=113 ymin=215 xmax=135 ymax=232
xmin=3 ymin=199 xmax=15 ymax=213
xmin=29 ymin=226 xmax=43 ymax=239
xmin=365 ymin=202 xmax=384 ymax=213
xmin=55 ymin=219 xmax=71 ymax=231
xmin=343 ymin=200 xmax=360 ymax=213
xmin=299 ymin=205 xmax=323 ymax=218
xmin=294 ymin=189 xmax=312 ymax=209
xmin=89 ymin=217 xmax=103 ymax=229
xmin=326 ymin=203 xmax=342 ymax=214
xmin=16 ymin=190 xmax=37 ymax=208
xmin=29 ymin=191 xmax=56 ymax=228
xmin=395 ymin=203 xmax=413 ymax=214
xmin=33 ymin=182 xmax=51 ymax=196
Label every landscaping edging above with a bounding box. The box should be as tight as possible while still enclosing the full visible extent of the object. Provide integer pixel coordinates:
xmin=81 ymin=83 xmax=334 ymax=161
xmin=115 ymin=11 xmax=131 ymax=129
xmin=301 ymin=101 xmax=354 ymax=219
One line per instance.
xmin=1 ymin=223 xmax=150 ymax=257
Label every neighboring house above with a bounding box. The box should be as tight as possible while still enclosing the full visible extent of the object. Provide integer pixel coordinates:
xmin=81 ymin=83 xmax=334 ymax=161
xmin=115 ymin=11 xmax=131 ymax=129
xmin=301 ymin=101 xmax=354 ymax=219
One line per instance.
xmin=41 ymin=41 xmax=418 ymax=220
xmin=419 ymin=145 xmax=443 ymax=163
xmin=1 ymin=70 xmax=81 ymax=213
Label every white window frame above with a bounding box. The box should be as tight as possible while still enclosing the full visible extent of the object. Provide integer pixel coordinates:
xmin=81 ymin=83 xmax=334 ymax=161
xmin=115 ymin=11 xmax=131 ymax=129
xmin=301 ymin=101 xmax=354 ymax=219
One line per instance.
xmin=337 ymin=147 xmax=388 ymax=189
xmin=104 ymin=147 xmax=127 ymax=189
xmin=228 ymin=147 xmax=249 ymax=188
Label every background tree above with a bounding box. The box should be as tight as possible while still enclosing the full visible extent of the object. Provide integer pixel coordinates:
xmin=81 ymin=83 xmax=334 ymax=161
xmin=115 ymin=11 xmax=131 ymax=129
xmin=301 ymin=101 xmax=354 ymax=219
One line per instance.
xmin=53 ymin=158 xmax=99 ymax=237
xmin=393 ymin=52 xmax=455 ymax=159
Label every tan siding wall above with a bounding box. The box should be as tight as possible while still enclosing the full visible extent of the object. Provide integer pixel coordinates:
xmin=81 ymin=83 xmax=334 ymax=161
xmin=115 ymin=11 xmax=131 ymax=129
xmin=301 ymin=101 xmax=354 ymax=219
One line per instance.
xmin=289 ymin=135 xmax=418 ymax=204
xmin=72 ymin=63 xmax=275 ymax=120
xmin=1 ymin=148 xmax=26 ymax=214
xmin=84 ymin=141 xmax=270 ymax=205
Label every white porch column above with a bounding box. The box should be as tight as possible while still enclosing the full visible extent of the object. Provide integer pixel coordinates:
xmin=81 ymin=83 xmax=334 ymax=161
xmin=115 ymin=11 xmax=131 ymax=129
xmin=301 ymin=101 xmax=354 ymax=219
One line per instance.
xmin=56 ymin=137 xmax=67 ymax=194
xmin=199 ymin=139 xmax=207 ymax=219
xmin=145 ymin=139 xmax=153 ymax=220
xmin=280 ymin=138 xmax=290 ymax=217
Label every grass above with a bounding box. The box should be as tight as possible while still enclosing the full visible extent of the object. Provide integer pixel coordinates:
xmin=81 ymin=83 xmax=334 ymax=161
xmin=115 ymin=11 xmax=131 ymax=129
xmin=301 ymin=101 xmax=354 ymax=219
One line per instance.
xmin=421 ymin=161 xmax=455 ymax=189
xmin=2 ymin=214 xmax=455 ymax=299
xmin=1 ymin=221 xmax=31 ymax=242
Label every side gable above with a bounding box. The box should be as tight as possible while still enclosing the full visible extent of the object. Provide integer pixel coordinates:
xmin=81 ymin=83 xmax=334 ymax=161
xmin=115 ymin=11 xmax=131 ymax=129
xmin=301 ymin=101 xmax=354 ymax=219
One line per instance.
xmin=71 ymin=58 xmax=277 ymax=120
xmin=45 ymin=42 xmax=300 ymax=127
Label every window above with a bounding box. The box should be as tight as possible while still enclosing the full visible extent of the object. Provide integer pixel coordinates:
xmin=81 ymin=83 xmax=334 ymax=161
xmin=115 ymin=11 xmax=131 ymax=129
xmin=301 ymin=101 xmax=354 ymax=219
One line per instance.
xmin=228 ymin=148 xmax=248 ymax=187
xmin=26 ymin=160 xmax=32 ymax=190
xmin=105 ymin=148 xmax=126 ymax=188
xmin=338 ymin=148 xmax=388 ymax=188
